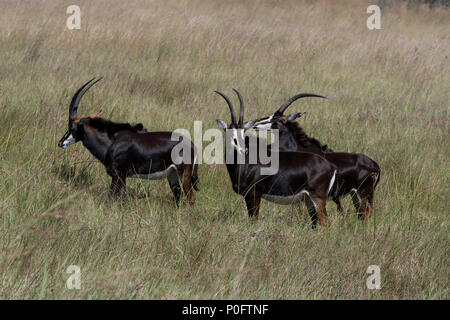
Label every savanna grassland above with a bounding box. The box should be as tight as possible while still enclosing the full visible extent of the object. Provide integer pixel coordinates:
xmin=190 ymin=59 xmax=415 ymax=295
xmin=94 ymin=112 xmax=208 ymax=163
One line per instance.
xmin=0 ymin=0 xmax=448 ymax=299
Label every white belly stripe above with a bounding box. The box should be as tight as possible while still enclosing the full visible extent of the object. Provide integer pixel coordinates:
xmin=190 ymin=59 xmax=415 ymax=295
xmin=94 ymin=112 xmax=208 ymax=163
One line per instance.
xmin=130 ymin=164 xmax=177 ymax=180
xmin=262 ymin=190 xmax=310 ymax=205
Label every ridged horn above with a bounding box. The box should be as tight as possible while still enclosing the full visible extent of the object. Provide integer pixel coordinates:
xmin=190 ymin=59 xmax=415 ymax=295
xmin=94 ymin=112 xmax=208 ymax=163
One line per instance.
xmin=214 ymin=90 xmax=236 ymax=125
xmin=69 ymin=77 xmax=103 ymax=126
xmin=276 ymin=93 xmax=326 ymax=116
xmin=232 ymin=88 xmax=244 ymax=126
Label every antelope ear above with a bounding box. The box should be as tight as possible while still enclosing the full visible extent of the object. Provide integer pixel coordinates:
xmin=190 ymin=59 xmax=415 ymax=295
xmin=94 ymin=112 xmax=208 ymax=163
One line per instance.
xmin=243 ymin=119 xmax=257 ymax=130
xmin=216 ymin=119 xmax=228 ymax=130
xmin=286 ymin=112 xmax=302 ymax=122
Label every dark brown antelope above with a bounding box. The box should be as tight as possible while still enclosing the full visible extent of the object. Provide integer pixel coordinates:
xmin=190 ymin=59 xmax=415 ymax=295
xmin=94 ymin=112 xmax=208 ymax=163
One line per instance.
xmin=251 ymin=93 xmax=380 ymax=219
xmin=58 ymin=78 xmax=199 ymax=205
xmin=214 ymin=89 xmax=339 ymax=228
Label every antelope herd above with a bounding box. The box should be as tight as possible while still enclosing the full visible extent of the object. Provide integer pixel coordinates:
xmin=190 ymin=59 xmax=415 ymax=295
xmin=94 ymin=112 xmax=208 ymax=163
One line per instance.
xmin=59 ymin=79 xmax=380 ymax=228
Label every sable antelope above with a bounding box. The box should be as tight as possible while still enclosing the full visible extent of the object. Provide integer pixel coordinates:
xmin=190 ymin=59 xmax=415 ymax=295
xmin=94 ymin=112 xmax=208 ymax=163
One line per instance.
xmin=251 ymin=93 xmax=380 ymax=219
xmin=58 ymin=78 xmax=199 ymax=205
xmin=214 ymin=89 xmax=339 ymax=228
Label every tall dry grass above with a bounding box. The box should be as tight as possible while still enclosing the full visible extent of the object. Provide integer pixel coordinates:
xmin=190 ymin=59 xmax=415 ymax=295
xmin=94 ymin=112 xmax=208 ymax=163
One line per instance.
xmin=0 ymin=0 xmax=448 ymax=299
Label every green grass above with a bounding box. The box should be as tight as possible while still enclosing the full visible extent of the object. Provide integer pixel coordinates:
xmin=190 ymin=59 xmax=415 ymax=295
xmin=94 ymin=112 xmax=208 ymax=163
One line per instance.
xmin=0 ymin=0 xmax=448 ymax=299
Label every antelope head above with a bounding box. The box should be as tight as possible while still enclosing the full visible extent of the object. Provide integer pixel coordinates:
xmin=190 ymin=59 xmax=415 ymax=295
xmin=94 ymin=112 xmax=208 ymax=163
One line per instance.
xmin=215 ymin=89 xmax=256 ymax=154
xmin=252 ymin=93 xmax=326 ymax=132
xmin=58 ymin=78 xmax=102 ymax=149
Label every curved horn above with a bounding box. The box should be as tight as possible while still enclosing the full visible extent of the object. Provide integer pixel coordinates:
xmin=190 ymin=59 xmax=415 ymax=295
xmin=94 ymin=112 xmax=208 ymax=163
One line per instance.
xmin=214 ymin=90 xmax=236 ymax=125
xmin=276 ymin=93 xmax=326 ymax=116
xmin=232 ymin=88 xmax=244 ymax=126
xmin=69 ymin=77 xmax=103 ymax=125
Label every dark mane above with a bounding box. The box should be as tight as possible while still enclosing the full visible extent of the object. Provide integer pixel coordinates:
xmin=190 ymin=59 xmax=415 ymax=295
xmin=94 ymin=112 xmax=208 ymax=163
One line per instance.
xmin=89 ymin=117 xmax=147 ymax=138
xmin=284 ymin=121 xmax=328 ymax=151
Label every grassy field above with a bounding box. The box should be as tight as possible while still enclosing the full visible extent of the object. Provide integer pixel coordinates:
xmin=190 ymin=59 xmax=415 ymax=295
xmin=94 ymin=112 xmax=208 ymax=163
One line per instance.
xmin=0 ymin=0 xmax=448 ymax=299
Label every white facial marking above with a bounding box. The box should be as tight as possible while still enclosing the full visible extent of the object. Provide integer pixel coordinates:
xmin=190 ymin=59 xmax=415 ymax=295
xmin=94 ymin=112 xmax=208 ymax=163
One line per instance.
xmin=254 ymin=122 xmax=272 ymax=131
xmin=253 ymin=116 xmax=273 ymax=131
xmin=62 ymin=134 xmax=76 ymax=149
xmin=230 ymin=129 xmax=246 ymax=154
